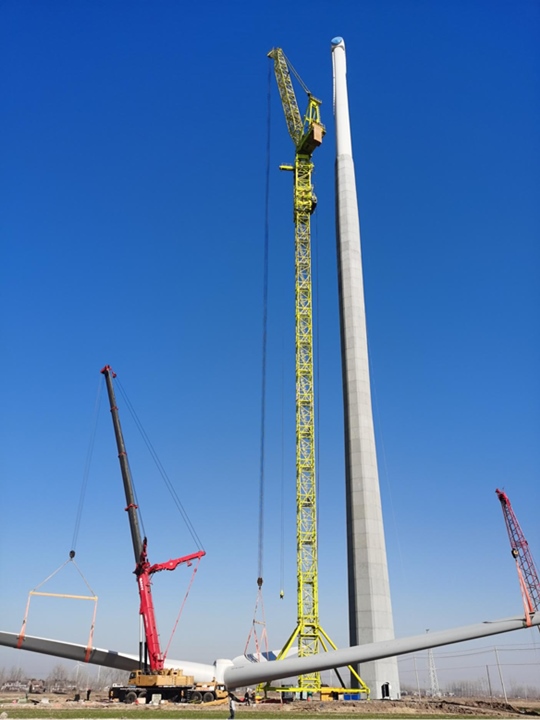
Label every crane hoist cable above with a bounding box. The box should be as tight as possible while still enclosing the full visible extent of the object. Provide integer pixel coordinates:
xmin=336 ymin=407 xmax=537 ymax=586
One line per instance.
xmin=115 ymin=378 xmax=205 ymax=552
xmin=245 ymin=61 xmax=272 ymax=662
xmin=257 ymin=59 xmax=273 ymax=589
xmin=18 ymin=380 xmax=102 ymax=658
xmin=71 ymin=376 xmax=103 ymax=553
xmin=161 ymin=550 xmax=204 ymax=661
xmin=280 ymin=360 xmax=285 ymax=599
xmin=17 ymin=553 xmax=98 ymax=662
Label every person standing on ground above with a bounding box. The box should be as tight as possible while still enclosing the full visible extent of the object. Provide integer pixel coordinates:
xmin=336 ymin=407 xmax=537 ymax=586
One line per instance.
xmin=228 ymin=692 xmax=239 ymax=719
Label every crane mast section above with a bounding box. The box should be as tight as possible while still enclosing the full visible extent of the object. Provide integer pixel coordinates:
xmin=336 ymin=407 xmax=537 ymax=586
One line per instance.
xmin=295 ymin=154 xmax=319 ymax=689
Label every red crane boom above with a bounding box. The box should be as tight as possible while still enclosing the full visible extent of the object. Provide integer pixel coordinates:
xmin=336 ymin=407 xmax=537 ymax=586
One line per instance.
xmin=496 ymin=488 xmax=540 ymax=619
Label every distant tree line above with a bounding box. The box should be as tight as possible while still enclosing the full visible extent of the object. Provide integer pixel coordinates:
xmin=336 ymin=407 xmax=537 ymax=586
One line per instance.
xmin=400 ymin=680 xmax=540 ymax=700
xmin=0 ymin=664 xmax=129 ymax=693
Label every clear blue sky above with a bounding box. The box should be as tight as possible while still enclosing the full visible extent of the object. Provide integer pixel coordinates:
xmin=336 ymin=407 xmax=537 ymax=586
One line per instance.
xmin=1 ymin=0 xmax=539 ymax=687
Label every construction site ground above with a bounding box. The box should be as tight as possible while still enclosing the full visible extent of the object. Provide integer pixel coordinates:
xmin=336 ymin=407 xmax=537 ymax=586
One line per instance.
xmin=1 ymin=693 xmax=540 ymax=719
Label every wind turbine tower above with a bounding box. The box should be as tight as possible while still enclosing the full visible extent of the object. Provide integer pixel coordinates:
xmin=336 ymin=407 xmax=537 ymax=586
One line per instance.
xmin=331 ymin=37 xmax=401 ymax=699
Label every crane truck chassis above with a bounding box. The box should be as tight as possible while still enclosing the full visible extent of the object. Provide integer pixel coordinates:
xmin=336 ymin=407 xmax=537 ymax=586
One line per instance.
xmin=109 ymin=670 xmax=228 ymax=704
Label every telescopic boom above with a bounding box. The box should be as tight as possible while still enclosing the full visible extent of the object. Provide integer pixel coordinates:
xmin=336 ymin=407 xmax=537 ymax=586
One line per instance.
xmin=101 ymin=365 xmax=144 ymax=563
xmin=101 ymin=366 xmax=205 ymax=672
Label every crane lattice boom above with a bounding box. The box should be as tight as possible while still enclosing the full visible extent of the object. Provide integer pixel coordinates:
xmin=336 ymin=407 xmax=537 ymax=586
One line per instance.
xmin=496 ymin=488 xmax=540 ymax=614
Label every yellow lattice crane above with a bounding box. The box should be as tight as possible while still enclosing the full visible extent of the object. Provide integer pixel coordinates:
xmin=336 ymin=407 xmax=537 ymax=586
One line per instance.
xmin=267 ymin=47 xmax=369 ymax=697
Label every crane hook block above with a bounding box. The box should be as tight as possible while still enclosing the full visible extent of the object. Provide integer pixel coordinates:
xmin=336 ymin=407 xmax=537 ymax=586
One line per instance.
xmin=69 ymin=550 xmax=76 ymax=559
xmin=257 ymin=577 xmax=263 ymax=589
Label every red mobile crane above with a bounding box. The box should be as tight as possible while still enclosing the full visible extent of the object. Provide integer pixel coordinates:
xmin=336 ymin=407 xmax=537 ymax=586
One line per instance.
xmin=101 ymin=366 xmax=223 ymax=703
xmin=496 ymin=488 xmax=540 ymax=624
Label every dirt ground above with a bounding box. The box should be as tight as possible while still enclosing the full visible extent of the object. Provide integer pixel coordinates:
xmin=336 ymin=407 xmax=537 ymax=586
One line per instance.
xmin=1 ymin=693 xmax=540 ymax=717
xmin=214 ymin=697 xmax=540 ymax=716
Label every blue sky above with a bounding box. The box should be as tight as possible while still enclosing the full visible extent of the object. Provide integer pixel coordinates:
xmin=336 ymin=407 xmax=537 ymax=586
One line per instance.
xmin=1 ymin=0 xmax=539 ymax=686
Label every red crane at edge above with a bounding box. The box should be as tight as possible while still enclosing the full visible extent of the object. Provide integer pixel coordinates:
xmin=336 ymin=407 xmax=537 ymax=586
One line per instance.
xmin=101 ymin=366 xmax=205 ymax=672
xmin=496 ymin=488 xmax=540 ymax=624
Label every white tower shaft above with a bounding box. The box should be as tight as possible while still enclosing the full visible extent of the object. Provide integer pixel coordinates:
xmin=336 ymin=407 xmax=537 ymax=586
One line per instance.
xmin=331 ymin=37 xmax=400 ymax=699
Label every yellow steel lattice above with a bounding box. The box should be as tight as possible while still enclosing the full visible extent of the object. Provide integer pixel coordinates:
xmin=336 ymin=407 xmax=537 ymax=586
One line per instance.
xmin=268 ymin=47 xmax=368 ymax=697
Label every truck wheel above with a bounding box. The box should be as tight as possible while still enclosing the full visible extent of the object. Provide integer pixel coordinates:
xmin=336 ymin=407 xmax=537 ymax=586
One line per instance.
xmin=203 ymin=692 xmax=215 ymax=702
xmin=125 ymin=691 xmax=137 ymax=704
xmin=191 ymin=691 xmax=202 ymax=703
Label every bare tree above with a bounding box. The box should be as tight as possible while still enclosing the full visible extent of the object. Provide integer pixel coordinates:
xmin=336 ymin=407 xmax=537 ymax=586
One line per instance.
xmin=446 ymin=678 xmax=486 ymax=697
xmin=7 ymin=666 xmax=27 ymax=683
xmin=99 ymin=667 xmax=130 ymax=688
xmin=46 ymin=663 xmax=70 ymax=692
xmin=509 ymin=683 xmax=540 ymax=700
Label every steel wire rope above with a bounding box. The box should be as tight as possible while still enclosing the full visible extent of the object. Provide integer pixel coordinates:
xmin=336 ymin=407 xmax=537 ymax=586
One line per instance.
xmin=114 ymin=379 xmax=204 ymax=552
xmin=161 ymin=553 xmax=203 ymax=662
xmin=279 ymin=357 xmax=285 ymax=597
xmin=71 ymin=377 xmax=103 ymax=554
xmin=281 ymin=50 xmax=310 ymax=96
xmin=256 ymin=60 xmax=272 ymax=588
xmin=20 ymin=379 xmax=101 ymax=653
xmin=243 ymin=65 xmax=273 ymax=659
xmin=17 ymin=555 xmax=98 ymax=651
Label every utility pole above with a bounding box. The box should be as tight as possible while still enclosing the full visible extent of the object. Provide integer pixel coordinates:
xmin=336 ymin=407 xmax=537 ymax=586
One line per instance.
xmin=494 ymin=647 xmax=508 ymax=703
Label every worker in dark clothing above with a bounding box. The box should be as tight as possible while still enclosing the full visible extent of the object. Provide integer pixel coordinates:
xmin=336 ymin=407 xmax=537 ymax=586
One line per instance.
xmin=86 ymin=689 xmax=92 ymax=701
xmin=228 ymin=692 xmax=241 ymax=719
